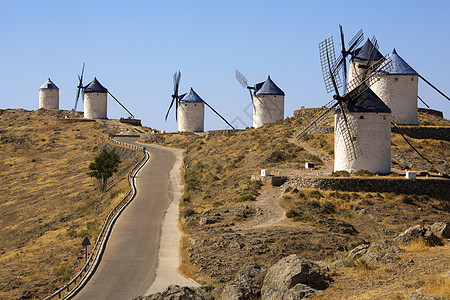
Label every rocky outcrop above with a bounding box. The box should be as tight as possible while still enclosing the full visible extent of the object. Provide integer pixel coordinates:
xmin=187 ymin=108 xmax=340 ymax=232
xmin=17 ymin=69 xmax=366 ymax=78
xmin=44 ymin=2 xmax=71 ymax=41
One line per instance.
xmin=409 ymin=291 xmax=436 ymax=300
xmin=261 ymin=254 xmax=331 ymax=300
xmin=348 ymin=241 xmax=403 ymax=263
xmin=429 ymin=222 xmax=450 ymax=239
xmin=396 ymin=225 xmax=443 ymax=246
xmin=135 ymin=285 xmax=214 ymax=300
xmin=220 ymin=263 xmax=266 ymax=300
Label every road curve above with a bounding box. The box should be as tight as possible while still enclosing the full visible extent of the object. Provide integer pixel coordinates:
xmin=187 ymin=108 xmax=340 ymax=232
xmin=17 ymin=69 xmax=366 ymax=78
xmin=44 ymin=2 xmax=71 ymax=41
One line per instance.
xmin=74 ymin=137 xmax=180 ymax=299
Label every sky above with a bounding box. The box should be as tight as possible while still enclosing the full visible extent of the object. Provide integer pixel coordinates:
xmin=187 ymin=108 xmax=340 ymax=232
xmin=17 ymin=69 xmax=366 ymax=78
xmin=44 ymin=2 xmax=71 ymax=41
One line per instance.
xmin=1 ymin=0 xmax=449 ymax=131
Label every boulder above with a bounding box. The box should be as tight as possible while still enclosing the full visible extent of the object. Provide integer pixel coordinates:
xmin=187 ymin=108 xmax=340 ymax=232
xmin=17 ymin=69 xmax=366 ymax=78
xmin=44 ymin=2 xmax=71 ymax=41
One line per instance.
xmin=348 ymin=241 xmax=403 ymax=263
xmin=261 ymin=254 xmax=331 ymax=300
xmin=283 ymin=284 xmax=318 ymax=300
xmin=409 ymin=292 xmax=436 ymax=300
xmin=137 ymin=284 xmax=214 ymax=300
xmin=395 ymin=225 xmax=442 ymax=246
xmin=430 ymin=222 xmax=450 ymax=239
xmin=220 ymin=263 xmax=265 ymax=300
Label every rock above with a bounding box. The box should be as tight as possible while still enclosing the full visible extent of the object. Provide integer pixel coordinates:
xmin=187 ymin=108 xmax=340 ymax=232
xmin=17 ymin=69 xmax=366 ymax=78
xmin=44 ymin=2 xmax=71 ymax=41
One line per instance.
xmin=283 ymin=283 xmax=318 ymax=300
xmin=220 ymin=263 xmax=266 ymax=300
xmin=199 ymin=216 xmax=221 ymax=225
xmin=137 ymin=284 xmax=214 ymax=300
xmin=316 ymin=218 xmax=358 ymax=235
xmin=409 ymin=292 xmax=436 ymax=300
xmin=396 ymin=225 xmax=443 ymax=246
xmin=261 ymin=254 xmax=331 ymax=300
xmin=348 ymin=241 xmax=403 ymax=263
xmin=430 ymin=222 xmax=450 ymax=239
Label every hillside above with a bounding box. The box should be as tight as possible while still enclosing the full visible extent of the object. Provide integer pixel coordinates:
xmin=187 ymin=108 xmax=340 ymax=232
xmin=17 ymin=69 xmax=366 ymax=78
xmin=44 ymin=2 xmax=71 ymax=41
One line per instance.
xmin=0 ymin=109 xmax=142 ymax=299
xmin=141 ymin=109 xmax=450 ymax=299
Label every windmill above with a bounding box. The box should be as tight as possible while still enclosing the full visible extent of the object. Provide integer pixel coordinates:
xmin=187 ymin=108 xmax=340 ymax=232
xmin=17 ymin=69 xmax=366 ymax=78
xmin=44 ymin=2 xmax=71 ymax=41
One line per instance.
xmin=165 ymin=70 xmax=235 ymax=131
xmin=73 ymin=63 xmax=135 ymax=119
xmin=297 ymin=27 xmax=394 ymax=174
xmin=235 ymin=70 xmax=285 ymax=128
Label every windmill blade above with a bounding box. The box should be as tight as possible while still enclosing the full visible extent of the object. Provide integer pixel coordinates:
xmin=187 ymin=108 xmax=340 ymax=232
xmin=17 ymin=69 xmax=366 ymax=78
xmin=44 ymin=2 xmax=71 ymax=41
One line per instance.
xmin=319 ymin=37 xmax=342 ymax=93
xmin=296 ymin=100 xmax=338 ymax=139
xmin=339 ymin=25 xmax=348 ymax=92
xmin=418 ymin=74 xmax=450 ymax=102
xmin=175 ymin=97 xmax=178 ymax=121
xmin=359 ymin=36 xmax=379 ymax=80
xmin=173 ymin=70 xmax=181 ymax=98
xmin=235 ymin=69 xmax=249 ymax=88
xmin=203 ymin=100 xmax=236 ymax=130
xmin=346 ymin=53 xmax=393 ymax=101
xmin=107 ymin=91 xmax=135 ymax=118
xmin=347 ymin=28 xmax=364 ymax=52
xmin=165 ymin=96 xmax=176 ymax=121
xmin=392 ymin=122 xmax=433 ymax=165
xmin=336 ymin=105 xmax=361 ymax=161
xmin=73 ymin=62 xmax=85 ymax=111
xmin=417 ymin=96 xmax=430 ymax=108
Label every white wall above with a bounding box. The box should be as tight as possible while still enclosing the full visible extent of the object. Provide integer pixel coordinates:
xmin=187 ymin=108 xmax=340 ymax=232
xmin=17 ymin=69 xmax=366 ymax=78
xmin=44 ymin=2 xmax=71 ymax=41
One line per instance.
xmin=178 ymin=102 xmax=204 ymax=132
xmin=39 ymin=89 xmax=59 ymax=109
xmin=84 ymin=92 xmax=107 ymax=119
xmin=252 ymin=95 xmax=284 ymax=128
xmin=371 ymin=75 xmax=418 ymax=125
xmin=334 ymin=112 xmax=391 ymax=174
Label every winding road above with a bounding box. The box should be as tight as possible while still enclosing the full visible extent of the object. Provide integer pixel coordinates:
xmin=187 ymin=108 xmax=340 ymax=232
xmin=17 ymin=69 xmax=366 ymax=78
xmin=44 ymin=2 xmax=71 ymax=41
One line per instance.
xmin=73 ymin=137 xmax=193 ymax=299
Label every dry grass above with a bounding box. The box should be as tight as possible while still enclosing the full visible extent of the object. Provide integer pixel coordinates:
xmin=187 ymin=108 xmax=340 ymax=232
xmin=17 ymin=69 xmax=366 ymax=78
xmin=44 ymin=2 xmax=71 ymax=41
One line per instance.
xmin=0 ymin=109 xmax=139 ymax=299
xmin=141 ymin=118 xmax=321 ymax=216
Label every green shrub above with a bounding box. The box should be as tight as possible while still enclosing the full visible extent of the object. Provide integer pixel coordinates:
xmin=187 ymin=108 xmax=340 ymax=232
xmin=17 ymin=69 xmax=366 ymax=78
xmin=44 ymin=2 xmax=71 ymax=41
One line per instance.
xmin=331 ymin=170 xmax=350 ymax=177
xmin=355 ymin=169 xmax=373 ymax=177
xmin=322 ymin=201 xmax=336 ymax=214
xmin=182 ymin=207 xmax=196 ymax=218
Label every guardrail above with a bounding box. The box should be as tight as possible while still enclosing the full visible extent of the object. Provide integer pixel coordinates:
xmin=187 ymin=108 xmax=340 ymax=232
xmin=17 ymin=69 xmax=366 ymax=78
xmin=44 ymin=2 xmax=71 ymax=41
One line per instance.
xmin=44 ymin=138 xmax=148 ymax=300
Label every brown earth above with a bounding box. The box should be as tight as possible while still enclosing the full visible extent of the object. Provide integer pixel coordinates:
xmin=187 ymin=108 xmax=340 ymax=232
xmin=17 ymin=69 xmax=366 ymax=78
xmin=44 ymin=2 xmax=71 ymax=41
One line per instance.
xmin=142 ymin=109 xmax=450 ymax=299
xmin=0 ymin=109 xmax=143 ymax=299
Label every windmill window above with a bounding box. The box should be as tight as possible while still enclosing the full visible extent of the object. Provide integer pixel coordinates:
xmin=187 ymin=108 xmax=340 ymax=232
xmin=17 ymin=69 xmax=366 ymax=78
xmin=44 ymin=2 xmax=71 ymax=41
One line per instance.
xmin=411 ymin=77 xmax=414 ymax=81
xmin=359 ymin=116 xmax=364 ymax=119
xmin=395 ymin=77 xmax=399 ymax=81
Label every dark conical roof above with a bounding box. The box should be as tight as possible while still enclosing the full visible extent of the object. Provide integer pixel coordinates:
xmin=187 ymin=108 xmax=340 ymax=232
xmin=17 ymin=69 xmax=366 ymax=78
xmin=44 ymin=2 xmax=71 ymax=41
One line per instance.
xmin=344 ymin=84 xmax=391 ymax=113
xmin=179 ymin=88 xmax=204 ymax=103
xmin=84 ymin=77 xmax=108 ymax=93
xmin=351 ymin=39 xmax=384 ymax=62
xmin=388 ymin=49 xmax=418 ymax=75
xmin=255 ymin=76 xmax=285 ymax=96
xmin=40 ymin=78 xmax=58 ymax=89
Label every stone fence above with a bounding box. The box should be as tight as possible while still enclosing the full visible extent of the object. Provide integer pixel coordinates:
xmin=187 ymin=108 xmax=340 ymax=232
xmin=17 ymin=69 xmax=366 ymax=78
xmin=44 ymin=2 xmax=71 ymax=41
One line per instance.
xmin=391 ymin=126 xmax=450 ymax=142
xmin=296 ymin=177 xmax=449 ymax=201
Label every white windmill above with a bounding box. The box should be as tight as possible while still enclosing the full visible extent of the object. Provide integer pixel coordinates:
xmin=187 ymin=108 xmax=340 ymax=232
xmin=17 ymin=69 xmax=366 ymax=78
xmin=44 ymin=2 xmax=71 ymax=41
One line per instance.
xmin=297 ymin=25 xmax=394 ymax=174
xmin=39 ymin=78 xmax=59 ymax=109
xmin=165 ymin=70 xmax=235 ymax=132
xmin=235 ymin=71 xmax=285 ymax=128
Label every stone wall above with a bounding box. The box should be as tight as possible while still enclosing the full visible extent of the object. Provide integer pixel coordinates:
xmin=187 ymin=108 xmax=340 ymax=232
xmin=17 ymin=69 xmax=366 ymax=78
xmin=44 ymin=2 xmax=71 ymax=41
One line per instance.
xmin=392 ymin=126 xmax=450 ymax=142
xmin=418 ymin=108 xmax=443 ymax=118
xmin=296 ymin=177 xmax=449 ymax=201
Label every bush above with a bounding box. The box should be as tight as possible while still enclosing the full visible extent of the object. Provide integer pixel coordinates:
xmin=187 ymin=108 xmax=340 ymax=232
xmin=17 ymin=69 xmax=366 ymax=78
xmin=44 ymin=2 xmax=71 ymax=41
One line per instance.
xmin=286 ymin=208 xmax=315 ymax=221
xmin=355 ymin=169 xmax=373 ymax=177
xmin=182 ymin=207 xmax=196 ymax=218
xmin=309 ymin=190 xmax=323 ymax=199
xmin=331 ymin=170 xmax=350 ymax=177
xmin=322 ymin=201 xmax=336 ymax=214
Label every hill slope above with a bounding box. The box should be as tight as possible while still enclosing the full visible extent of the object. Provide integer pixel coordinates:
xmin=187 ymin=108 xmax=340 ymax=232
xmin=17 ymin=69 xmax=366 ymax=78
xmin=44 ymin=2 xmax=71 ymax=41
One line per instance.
xmin=0 ymin=109 xmax=140 ymax=299
xmin=141 ymin=109 xmax=449 ymax=299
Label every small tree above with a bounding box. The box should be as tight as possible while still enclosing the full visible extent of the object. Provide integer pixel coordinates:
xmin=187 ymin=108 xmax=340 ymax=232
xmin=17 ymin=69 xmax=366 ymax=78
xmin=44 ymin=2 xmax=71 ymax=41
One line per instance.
xmin=87 ymin=149 xmax=121 ymax=192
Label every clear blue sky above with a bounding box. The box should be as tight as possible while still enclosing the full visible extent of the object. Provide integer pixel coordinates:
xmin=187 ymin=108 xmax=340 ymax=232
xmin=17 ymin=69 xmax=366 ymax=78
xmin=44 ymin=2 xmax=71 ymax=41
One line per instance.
xmin=1 ymin=0 xmax=449 ymax=131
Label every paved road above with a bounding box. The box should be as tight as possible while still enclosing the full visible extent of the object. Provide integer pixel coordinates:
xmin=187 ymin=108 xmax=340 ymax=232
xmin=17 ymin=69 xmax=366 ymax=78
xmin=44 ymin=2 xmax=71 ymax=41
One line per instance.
xmin=74 ymin=137 xmax=178 ymax=299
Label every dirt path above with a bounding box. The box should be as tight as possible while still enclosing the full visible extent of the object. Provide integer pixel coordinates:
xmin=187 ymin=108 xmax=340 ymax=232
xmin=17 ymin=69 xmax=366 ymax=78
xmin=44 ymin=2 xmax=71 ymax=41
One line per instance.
xmin=288 ymin=135 xmax=334 ymax=175
xmin=234 ymin=185 xmax=285 ymax=230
